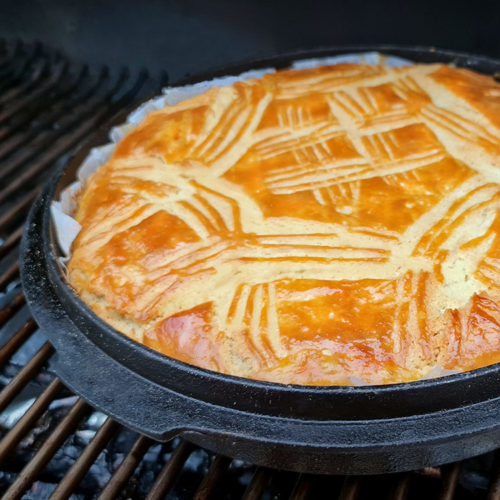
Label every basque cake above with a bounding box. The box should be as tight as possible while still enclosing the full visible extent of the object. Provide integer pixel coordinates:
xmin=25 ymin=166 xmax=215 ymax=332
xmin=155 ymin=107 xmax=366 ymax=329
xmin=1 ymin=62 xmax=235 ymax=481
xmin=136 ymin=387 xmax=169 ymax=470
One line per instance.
xmin=67 ymin=63 xmax=500 ymax=385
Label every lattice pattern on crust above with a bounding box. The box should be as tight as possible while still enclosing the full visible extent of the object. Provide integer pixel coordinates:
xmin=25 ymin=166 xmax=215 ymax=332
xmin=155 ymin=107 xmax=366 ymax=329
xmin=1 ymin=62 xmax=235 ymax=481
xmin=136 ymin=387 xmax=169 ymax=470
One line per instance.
xmin=69 ymin=63 xmax=500 ymax=385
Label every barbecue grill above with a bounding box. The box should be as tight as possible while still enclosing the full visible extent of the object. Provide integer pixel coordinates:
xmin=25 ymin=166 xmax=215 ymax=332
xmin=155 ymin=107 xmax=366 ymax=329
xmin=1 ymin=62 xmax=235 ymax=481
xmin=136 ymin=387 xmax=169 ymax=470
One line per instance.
xmin=0 ymin=39 xmax=499 ymax=499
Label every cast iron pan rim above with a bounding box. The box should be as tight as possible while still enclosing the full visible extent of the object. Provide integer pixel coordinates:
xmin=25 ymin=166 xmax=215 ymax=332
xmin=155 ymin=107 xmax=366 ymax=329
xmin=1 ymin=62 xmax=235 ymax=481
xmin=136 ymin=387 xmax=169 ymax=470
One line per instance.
xmin=38 ymin=44 xmax=500 ymax=399
xmin=173 ymin=43 xmax=500 ymax=86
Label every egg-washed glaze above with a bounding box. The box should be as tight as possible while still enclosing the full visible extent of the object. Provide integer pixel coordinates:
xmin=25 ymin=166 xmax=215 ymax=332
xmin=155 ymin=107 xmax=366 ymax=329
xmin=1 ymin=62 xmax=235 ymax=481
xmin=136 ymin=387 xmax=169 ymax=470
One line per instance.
xmin=68 ymin=63 xmax=500 ymax=385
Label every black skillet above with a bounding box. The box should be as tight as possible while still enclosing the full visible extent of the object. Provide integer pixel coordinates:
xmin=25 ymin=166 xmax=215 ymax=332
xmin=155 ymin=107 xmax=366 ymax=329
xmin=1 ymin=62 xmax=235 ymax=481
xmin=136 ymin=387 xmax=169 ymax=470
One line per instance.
xmin=21 ymin=46 xmax=500 ymax=475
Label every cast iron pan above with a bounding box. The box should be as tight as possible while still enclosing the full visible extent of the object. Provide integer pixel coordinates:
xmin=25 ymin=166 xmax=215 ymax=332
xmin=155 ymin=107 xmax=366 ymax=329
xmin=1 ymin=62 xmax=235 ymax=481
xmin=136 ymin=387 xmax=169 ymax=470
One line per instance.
xmin=21 ymin=46 xmax=500 ymax=475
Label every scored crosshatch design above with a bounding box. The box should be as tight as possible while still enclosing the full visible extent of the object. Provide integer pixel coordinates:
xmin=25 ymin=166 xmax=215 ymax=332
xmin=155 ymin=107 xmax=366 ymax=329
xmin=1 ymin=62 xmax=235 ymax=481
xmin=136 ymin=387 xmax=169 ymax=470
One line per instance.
xmin=68 ymin=62 xmax=500 ymax=385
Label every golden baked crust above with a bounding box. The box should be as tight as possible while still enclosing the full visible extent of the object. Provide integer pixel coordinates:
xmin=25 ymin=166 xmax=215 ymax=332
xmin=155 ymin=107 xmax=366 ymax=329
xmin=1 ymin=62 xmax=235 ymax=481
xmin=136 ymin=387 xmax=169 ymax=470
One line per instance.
xmin=68 ymin=63 xmax=500 ymax=385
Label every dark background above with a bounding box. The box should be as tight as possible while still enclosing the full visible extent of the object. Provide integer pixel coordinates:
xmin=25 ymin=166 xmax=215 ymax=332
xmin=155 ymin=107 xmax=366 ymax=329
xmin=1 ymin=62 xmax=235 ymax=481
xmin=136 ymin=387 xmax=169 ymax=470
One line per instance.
xmin=1 ymin=0 xmax=499 ymax=81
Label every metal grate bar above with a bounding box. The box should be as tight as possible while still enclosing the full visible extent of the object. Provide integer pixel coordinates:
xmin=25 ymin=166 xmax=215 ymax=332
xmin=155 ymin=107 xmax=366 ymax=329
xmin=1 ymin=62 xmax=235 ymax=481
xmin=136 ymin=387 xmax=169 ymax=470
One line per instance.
xmin=0 ymin=317 xmax=37 ymax=367
xmin=0 ymin=66 xmax=101 ymax=167
xmin=109 ymin=69 xmax=149 ymax=107
xmin=0 ymin=342 xmax=54 ymax=414
xmin=0 ymin=291 xmax=24 ymax=326
xmin=0 ymin=72 xmax=148 ymax=209
xmin=0 ymin=378 xmax=65 ymax=463
xmin=339 ymin=476 xmax=361 ymax=500
xmin=0 ymin=225 xmax=23 ymax=259
xmin=45 ymin=67 xmax=110 ymax=129
xmin=0 ymin=260 xmax=20 ymax=291
xmin=98 ymin=434 xmax=154 ymax=500
xmin=2 ymin=398 xmax=90 ymax=500
xmin=439 ymin=462 xmax=461 ymax=500
xmin=289 ymin=474 xmax=314 ymax=500
xmin=390 ymin=473 xmax=411 ymax=500
xmin=488 ymin=451 xmax=500 ymax=500
xmin=0 ymin=48 xmax=40 ymax=95
xmin=242 ymin=467 xmax=272 ymax=500
xmin=0 ymin=113 xmax=99 ymax=206
xmin=0 ymin=69 xmax=107 ymax=186
xmin=0 ymin=66 xmax=88 ymax=148
xmin=0 ymin=61 xmax=65 ymax=126
xmin=0 ymin=69 xmax=110 ymax=185
xmin=49 ymin=417 xmax=120 ymax=500
xmin=1 ymin=45 xmax=43 ymax=80
xmin=146 ymin=440 xmax=194 ymax=500
xmin=0 ymin=52 xmax=52 ymax=106
xmin=0 ymin=42 xmax=29 ymax=74
xmin=0 ymin=64 xmax=88 ymax=146
xmin=193 ymin=455 xmax=231 ymax=500
xmin=0 ymin=191 xmax=38 ymax=233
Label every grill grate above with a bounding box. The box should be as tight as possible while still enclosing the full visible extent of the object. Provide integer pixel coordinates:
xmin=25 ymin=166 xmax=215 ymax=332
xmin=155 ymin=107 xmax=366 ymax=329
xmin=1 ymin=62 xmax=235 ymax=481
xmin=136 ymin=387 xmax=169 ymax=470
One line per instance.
xmin=0 ymin=39 xmax=498 ymax=499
